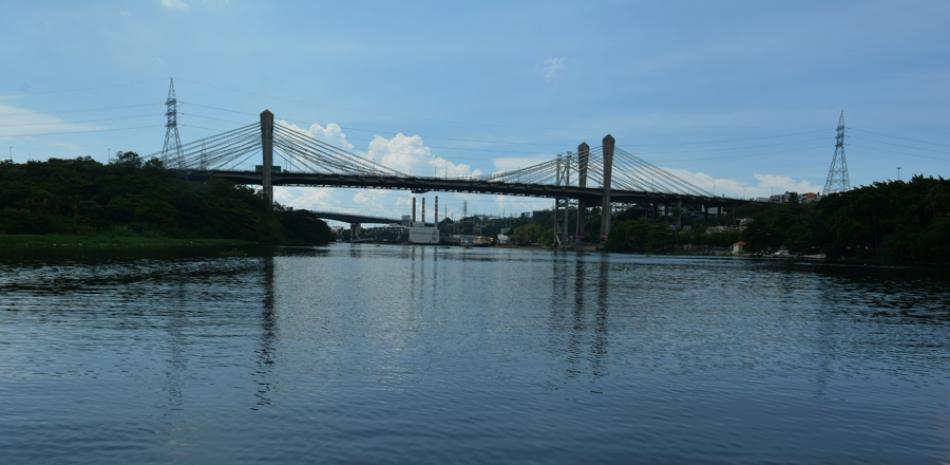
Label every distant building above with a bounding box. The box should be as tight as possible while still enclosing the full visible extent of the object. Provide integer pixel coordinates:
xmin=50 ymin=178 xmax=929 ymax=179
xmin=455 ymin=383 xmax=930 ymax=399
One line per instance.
xmin=801 ymin=192 xmax=819 ymax=203
xmin=769 ymin=191 xmax=804 ymax=203
xmin=496 ymin=227 xmax=511 ymax=245
xmin=408 ymin=225 xmax=439 ymax=244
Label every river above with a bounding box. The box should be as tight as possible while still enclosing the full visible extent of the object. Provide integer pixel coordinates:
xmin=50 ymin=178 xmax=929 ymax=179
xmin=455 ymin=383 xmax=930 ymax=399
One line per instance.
xmin=1 ymin=244 xmax=948 ymax=464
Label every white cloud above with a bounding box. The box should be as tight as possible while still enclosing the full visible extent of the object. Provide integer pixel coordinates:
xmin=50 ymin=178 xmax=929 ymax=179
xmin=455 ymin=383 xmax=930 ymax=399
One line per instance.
xmin=662 ymin=167 xmax=823 ymax=198
xmin=367 ymin=133 xmax=428 ymax=174
xmin=160 ymin=0 xmax=190 ymax=11
xmin=265 ymin=122 xmax=624 ymax=221
xmin=543 ymin=57 xmax=566 ymax=82
xmin=493 ymin=195 xmax=550 ymax=215
xmin=273 ymin=187 xmax=335 ymax=211
xmin=353 ymin=190 xmax=389 ymax=210
xmin=367 ymin=132 xmax=481 ymax=178
xmin=278 ymin=120 xmax=354 ymax=150
xmin=269 ymin=124 xmax=491 ymax=220
xmin=0 ymin=103 xmax=93 ymax=138
xmin=750 ymin=173 xmax=824 ymax=196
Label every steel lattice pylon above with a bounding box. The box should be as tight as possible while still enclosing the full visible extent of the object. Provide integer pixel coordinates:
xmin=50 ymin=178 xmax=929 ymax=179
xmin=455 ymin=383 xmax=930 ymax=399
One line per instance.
xmin=161 ymin=78 xmax=184 ymax=167
xmin=823 ymin=111 xmax=850 ymax=195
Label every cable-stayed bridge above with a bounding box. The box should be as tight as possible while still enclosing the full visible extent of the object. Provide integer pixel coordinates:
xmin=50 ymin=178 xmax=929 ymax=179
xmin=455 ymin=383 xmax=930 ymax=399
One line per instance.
xmin=149 ymin=110 xmax=753 ymax=240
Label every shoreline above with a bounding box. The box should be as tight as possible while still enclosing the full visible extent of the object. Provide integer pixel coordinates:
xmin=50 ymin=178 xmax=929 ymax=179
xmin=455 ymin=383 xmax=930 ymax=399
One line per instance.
xmin=0 ymin=234 xmax=255 ymax=250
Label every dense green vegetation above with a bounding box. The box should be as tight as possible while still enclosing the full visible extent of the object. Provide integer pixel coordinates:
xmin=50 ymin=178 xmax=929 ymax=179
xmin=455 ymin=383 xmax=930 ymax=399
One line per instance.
xmin=603 ymin=176 xmax=949 ymax=265
xmin=0 ymin=154 xmax=334 ymax=246
xmin=604 ymin=220 xmax=738 ymax=254
xmin=740 ymin=176 xmax=949 ymax=265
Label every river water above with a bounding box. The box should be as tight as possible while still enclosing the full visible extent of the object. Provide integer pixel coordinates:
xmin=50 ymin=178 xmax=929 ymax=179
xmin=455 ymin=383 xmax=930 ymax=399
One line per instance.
xmin=1 ymin=244 xmax=948 ymax=464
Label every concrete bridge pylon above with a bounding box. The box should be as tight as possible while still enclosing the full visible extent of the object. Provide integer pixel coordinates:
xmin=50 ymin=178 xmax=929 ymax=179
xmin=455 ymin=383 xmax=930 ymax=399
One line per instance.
xmin=600 ymin=134 xmax=615 ymax=240
xmin=260 ymin=109 xmax=274 ymax=209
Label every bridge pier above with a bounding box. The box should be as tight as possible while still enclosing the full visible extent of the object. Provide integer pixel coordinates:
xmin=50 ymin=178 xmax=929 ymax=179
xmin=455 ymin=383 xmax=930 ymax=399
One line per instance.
xmin=677 ymin=199 xmax=683 ymax=230
xmin=575 ymin=142 xmax=589 ymax=244
xmin=600 ymin=135 xmax=615 ymax=241
xmin=260 ymin=110 xmax=274 ymax=209
xmin=351 ymin=222 xmax=361 ymax=240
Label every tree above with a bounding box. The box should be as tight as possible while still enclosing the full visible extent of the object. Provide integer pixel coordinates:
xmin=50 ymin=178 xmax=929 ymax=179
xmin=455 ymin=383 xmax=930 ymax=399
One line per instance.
xmin=112 ymin=151 xmax=143 ymax=168
xmin=511 ymin=223 xmax=541 ymax=245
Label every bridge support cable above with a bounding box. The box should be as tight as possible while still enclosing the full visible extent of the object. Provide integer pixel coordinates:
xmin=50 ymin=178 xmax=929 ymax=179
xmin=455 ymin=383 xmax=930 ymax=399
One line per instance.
xmin=273 ymin=126 xmax=405 ymax=176
xmin=483 ymin=158 xmax=560 ymax=183
xmin=273 ymin=127 xmax=378 ymax=175
xmin=614 ymin=148 xmax=713 ymax=197
xmin=184 ymin=135 xmax=259 ymax=169
xmin=273 ymin=123 xmax=406 ymax=177
xmin=148 ymin=122 xmax=259 ymax=163
xmin=146 ymin=122 xmax=261 ymax=170
xmin=484 ymin=147 xmax=604 ymax=186
xmin=142 ymin=110 xmax=753 ymax=227
xmin=274 ymin=132 xmax=386 ymax=175
xmin=180 ymin=131 xmax=261 ymax=170
xmin=611 ymin=156 xmax=682 ymax=193
xmin=273 ymin=127 xmax=365 ymax=174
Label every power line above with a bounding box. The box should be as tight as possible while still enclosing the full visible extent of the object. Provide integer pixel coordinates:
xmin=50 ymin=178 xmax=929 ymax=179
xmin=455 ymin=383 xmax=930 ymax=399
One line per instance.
xmin=177 ymin=99 xmax=835 ymax=153
xmin=178 ymin=101 xmax=258 ymax=116
xmin=849 ymin=126 xmax=950 ymax=149
xmin=849 ymin=132 xmax=950 ymax=155
xmin=646 ymin=144 xmax=829 ymax=163
xmin=0 ymin=102 xmax=157 ymax=116
xmin=180 ymin=123 xmax=237 ymax=132
xmin=0 ymin=125 xmax=163 ymax=138
xmin=0 ymin=79 xmax=165 ymax=97
xmin=170 ymin=106 xmax=833 ymax=162
xmin=179 ymin=101 xmax=587 ymax=147
xmin=178 ymin=111 xmax=250 ymax=124
xmin=621 ymin=129 xmax=830 ymax=147
xmin=0 ymin=113 xmax=162 ymax=127
xmin=847 ymin=144 xmax=950 ymax=162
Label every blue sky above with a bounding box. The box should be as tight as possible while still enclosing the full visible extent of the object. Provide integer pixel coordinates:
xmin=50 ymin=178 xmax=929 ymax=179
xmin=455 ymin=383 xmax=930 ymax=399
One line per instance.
xmin=1 ymin=0 xmax=948 ymax=218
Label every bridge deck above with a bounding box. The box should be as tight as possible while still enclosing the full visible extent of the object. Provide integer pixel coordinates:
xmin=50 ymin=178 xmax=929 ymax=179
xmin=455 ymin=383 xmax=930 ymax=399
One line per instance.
xmin=179 ymin=170 xmax=747 ymax=206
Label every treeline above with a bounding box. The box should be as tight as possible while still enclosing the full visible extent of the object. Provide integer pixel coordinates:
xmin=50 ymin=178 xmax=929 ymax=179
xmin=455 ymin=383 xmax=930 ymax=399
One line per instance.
xmin=606 ymin=220 xmax=739 ymax=254
xmin=0 ymin=153 xmax=334 ymax=245
xmin=604 ymin=176 xmax=949 ymax=265
xmin=741 ymin=176 xmax=949 ymax=265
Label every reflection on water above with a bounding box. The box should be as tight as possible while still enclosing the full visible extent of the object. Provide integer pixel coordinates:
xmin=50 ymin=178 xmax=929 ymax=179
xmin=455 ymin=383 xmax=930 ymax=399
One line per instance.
xmin=0 ymin=245 xmax=949 ymax=465
xmin=254 ymin=256 xmax=276 ymax=409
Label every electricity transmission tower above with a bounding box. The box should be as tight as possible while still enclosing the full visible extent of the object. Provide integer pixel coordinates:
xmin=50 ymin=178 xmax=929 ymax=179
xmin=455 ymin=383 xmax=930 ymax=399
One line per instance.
xmin=161 ymin=78 xmax=184 ymax=167
xmin=823 ymin=111 xmax=850 ymax=194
